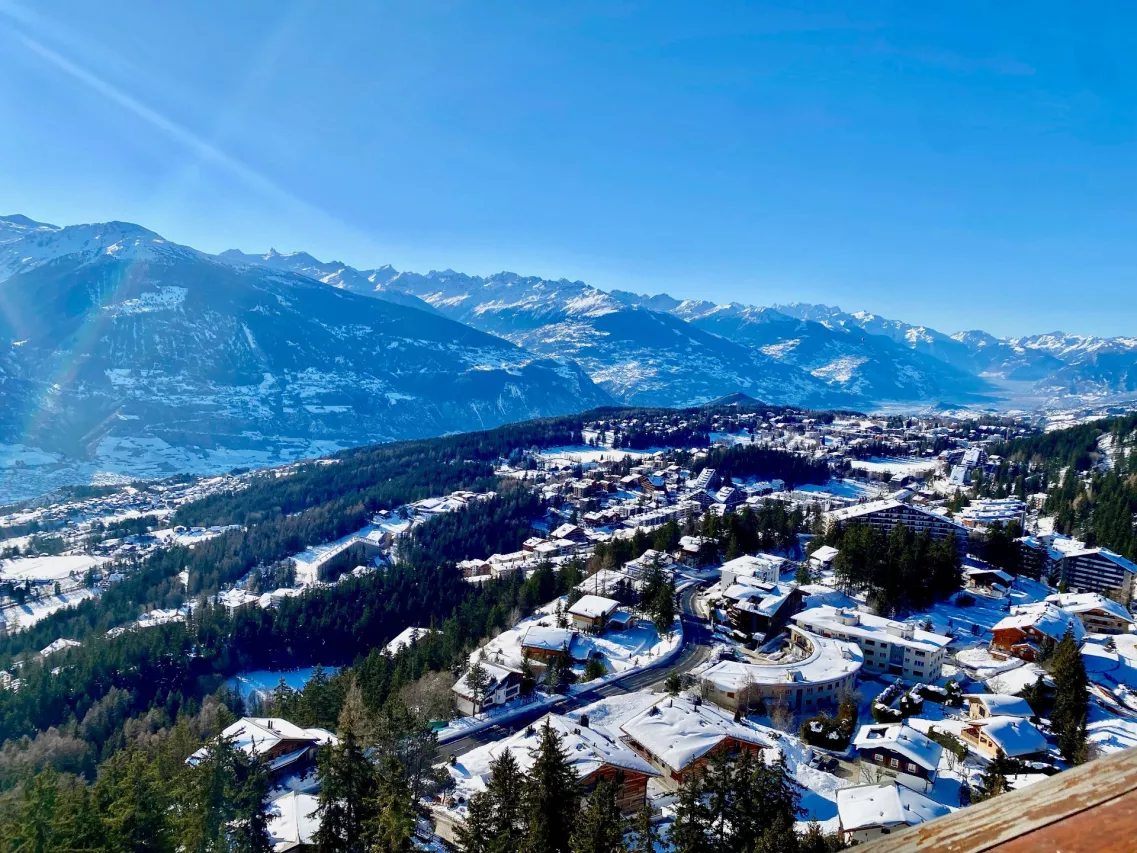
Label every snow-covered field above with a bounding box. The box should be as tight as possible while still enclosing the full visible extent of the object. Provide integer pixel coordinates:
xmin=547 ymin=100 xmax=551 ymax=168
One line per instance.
xmin=796 ymin=479 xmax=888 ymax=500
xmin=849 ymin=457 xmax=940 ymax=477
xmin=0 ymin=554 xmax=104 ymax=582
xmin=0 ymin=587 xmax=98 ymax=632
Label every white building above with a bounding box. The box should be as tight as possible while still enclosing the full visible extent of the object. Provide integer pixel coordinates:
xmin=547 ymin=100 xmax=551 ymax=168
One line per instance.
xmin=700 ymin=626 xmax=863 ymax=715
xmin=836 ymin=782 xmax=950 ymax=844
xmin=452 ymin=661 xmax=523 ymax=716
xmin=719 ymin=553 xmax=787 ymax=587
xmin=792 ymin=606 xmax=951 ymax=683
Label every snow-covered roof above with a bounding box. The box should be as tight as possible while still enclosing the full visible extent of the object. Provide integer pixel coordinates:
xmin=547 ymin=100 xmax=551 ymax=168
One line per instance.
xmin=266 ymin=791 xmax=320 ymax=852
xmin=1062 ymin=547 xmax=1137 ymax=575
xmin=963 ymin=693 xmax=1035 ymax=718
xmin=446 ymin=713 xmax=657 ymax=801
xmin=836 ymin=782 xmax=950 ymax=832
xmin=992 ymin=603 xmax=1086 ymax=644
xmin=827 ymin=498 xmax=968 ymax=530
xmin=383 ymin=626 xmax=435 ymax=656
xmin=971 ymin=716 xmax=1048 ymax=757
xmin=983 ymin=661 xmax=1053 ymax=695
xmin=701 ymin=627 xmax=863 ymax=690
xmin=186 ymin=718 xmax=335 ymax=767
xmin=521 ymin=625 xmax=574 ymax=651
xmin=965 ymin=566 xmax=1014 ymax=584
xmin=792 ymin=605 xmax=951 ymax=653
xmin=568 ymin=594 xmax=621 ymax=620
xmin=720 ymin=553 xmax=787 ymax=583
xmin=453 ymin=661 xmax=519 ymax=698
xmin=724 ymin=580 xmax=797 ymax=617
xmin=619 ymin=695 xmax=772 ymax=773
xmin=853 ymin=723 xmax=943 ymax=771
xmin=1045 ymin=592 xmax=1134 ymax=624
xmin=39 ymin=638 xmax=81 ymax=657
xmin=810 ymin=545 xmax=839 ymax=564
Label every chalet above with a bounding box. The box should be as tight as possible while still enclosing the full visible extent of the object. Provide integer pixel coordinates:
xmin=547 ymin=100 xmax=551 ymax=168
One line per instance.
xmin=809 ymin=545 xmax=839 ymax=571
xmin=720 ymin=578 xmax=803 ymax=641
xmin=432 ymin=714 xmax=658 ymax=843
xmin=676 ymin=535 xmax=714 ymax=566
xmin=520 ymin=626 xmax=575 ymax=666
xmin=452 ymin=662 xmax=523 ymax=716
xmin=960 ymin=716 xmax=1048 ymax=761
xmin=567 ymin=595 xmax=623 ymax=632
xmin=963 ymin=693 xmax=1036 ymax=721
xmin=836 ymin=782 xmax=950 ymax=845
xmin=991 ymin=603 xmax=1085 ymax=662
xmin=853 ymin=723 xmax=942 ymax=793
xmin=1045 ymin=592 xmax=1135 ymax=635
xmin=187 ymin=718 xmax=336 ymax=781
xmin=619 ymin=696 xmax=772 ymax=789
xmin=550 ymin=523 xmax=589 ymax=544
xmin=457 ymin=558 xmax=490 ymax=578
xmin=964 ymin=566 xmax=1014 ymax=596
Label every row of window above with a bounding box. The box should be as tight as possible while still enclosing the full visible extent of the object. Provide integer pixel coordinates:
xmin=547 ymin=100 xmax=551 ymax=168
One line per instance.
xmin=872 ymin=752 xmax=920 ymax=774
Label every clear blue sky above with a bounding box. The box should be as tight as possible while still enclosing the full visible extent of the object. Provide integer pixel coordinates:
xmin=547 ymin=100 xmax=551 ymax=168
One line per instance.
xmin=1 ymin=1 xmax=1134 ymax=337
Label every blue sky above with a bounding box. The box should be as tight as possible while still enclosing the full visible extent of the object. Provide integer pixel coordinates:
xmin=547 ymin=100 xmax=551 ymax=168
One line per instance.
xmin=0 ymin=1 xmax=1134 ymax=337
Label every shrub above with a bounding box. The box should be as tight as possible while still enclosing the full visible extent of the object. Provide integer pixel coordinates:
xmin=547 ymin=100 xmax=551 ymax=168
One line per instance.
xmin=800 ymin=711 xmax=856 ymax=750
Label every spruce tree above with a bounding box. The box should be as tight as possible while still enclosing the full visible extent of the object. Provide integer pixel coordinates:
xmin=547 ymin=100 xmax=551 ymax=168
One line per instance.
xmin=1050 ymin=628 xmax=1090 ymax=763
xmin=457 ymin=792 xmax=496 ymax=853
xmin=667 ymin=776 xmax=712 ymax=853
xmin=569 ymin=778 xmax=626 ymax=853
xmin=365 ymin=756 xmax=416 ymax=853
xmin=486 ymin=749 xmax=527 ymax=853
xmin=522 ymin=721 xmax=580 ymax=853
xmin=627 ymin=802 xmax=658 ymax=853
xmin=315 ymin=720 xmax=380 ymax=853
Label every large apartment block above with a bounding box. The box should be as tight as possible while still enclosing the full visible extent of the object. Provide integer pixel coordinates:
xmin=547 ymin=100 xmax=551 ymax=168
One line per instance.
xmin=825 ymin=499 xmax=968 ymax=557
xmin=1019 ymin=535 xmax=1137 ymax=601
xmin=792 ymin=606 xmax=951 ymax=683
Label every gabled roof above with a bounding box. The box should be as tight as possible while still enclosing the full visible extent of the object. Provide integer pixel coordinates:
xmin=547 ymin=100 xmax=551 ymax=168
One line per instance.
xmin=962 ymin=693 xmax=1036 ymax=718
xmin=837 ymin=782 xmax=951 ymax=832
xmin=568 ymin=594 xmax=621 ymax=619
xmin=1045 ymin=592 xmax=1134 ymax=624
xmin=620 ymin=696 xmax=772 ymax=774
xmin=186 ymin=718 xmax=335 ymax=767
xmin=266 ymin=791 xmax=320 ymax=852
xmin=992 ymin=603 xmax=1086 ymax=644
xmin=521 ymin=625 xmax=575 ymax=651
xmin=853 ymin=723 xmax=943 ymax=771
xmin=453 ymin=661 xmax=520 ymax=698
xmin=971 ymin=716 xmax=1048 ymax=757
xmin=447 ymin=714 xmax=658 ymax=792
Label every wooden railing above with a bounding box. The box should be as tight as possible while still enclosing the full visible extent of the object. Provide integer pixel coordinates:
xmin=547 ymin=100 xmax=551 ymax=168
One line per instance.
xmin=858 ymin=746 xmax=1137 ymax=852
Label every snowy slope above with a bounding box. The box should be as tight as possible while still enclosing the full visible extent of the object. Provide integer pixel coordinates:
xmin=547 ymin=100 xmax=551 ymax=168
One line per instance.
xmin=0 ymin=220 xmax=613 ymax=493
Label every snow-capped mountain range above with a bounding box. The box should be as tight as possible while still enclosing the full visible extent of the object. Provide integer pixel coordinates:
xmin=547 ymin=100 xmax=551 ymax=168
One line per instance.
xmin=1 ymin=212 xmax=1134 ymax=497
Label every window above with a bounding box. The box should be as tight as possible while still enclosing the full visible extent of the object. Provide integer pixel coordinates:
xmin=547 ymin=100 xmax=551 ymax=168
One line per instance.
xmin=907 ymin=762 xmax=918 ymax=773
xmin=914 ymin=650 xmax=926 ymax=657
xmin=890 ymin=758 xmax=900 ymax=768
xmin=875 ymin=753 xmax=885 ymax=763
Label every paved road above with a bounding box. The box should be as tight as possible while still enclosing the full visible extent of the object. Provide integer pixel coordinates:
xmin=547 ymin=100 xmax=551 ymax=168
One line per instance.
xmin=440 ymin=583 xmax=713 ymax=758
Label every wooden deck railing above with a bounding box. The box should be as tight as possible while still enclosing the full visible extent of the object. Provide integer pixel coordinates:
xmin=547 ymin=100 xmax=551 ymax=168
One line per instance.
xmin=858 ymin=746 xmax=1137 ymax=852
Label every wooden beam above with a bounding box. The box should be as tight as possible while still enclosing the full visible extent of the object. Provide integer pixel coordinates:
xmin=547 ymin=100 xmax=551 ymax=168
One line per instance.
xmin=857 ymin=747 xmax=1137 ymax=853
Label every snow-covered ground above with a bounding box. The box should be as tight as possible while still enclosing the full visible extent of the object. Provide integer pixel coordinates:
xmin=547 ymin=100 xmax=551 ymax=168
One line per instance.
xmin=0 ymin=587 xmax=97 ymax=632
xmin=796 ymin=479 xmax=888 ymax=500
xmin=0 ymin=554 xmax=104 ymax=582
xmin=469 ymin=596 xmax=680 ymax=678
xmin=849 ymin=457 xmax=940 ymax=477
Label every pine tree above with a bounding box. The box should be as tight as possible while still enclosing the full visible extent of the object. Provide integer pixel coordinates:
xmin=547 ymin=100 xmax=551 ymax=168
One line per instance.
xmin=522 ymin=721 xmax=580 ymax=853
xmin=569 ymin=778 xmax=626 ymax=853
xmin=457 ymin=792 xmax=496 ymax=853
xmin=465 ymin=662 xmax=493 ymax=714
xmin=365 ymin=756 xmax=416 ymax=853
xmin=486 ymin=749 xmax=527 ymax=853
xmin=315 ymin=720 xmax=380 ymax=853
xmin=667 ymin=776 xmax=712 ymax=853
xmin=231 ymin=754 xmax=273 ymax=853
xmin=627 ymin=802 xmax=658 ymax=853
xmin=1050 ymin=628 xmax=1090 ymax=763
